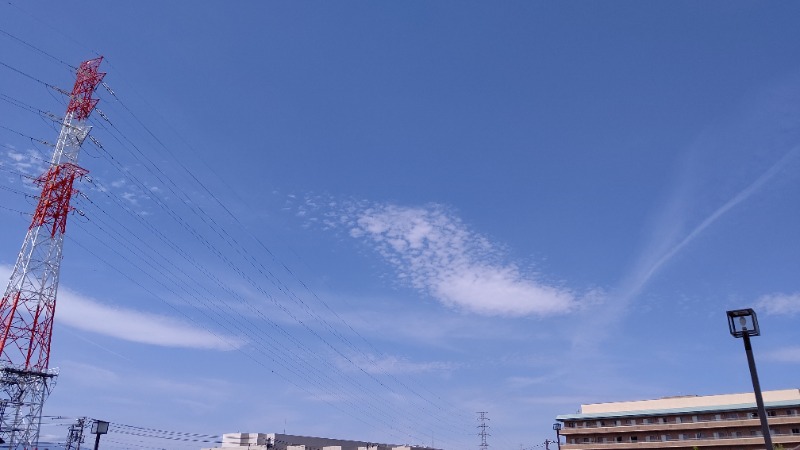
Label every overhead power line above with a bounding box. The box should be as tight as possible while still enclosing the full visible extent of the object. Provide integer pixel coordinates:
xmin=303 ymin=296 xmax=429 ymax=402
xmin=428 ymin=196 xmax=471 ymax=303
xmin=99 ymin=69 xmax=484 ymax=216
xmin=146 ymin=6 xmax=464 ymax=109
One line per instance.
xmin=0 ymin=27 xmax=76 ymax=69
xmin=0 ymin=24 xmax=478 ymax=448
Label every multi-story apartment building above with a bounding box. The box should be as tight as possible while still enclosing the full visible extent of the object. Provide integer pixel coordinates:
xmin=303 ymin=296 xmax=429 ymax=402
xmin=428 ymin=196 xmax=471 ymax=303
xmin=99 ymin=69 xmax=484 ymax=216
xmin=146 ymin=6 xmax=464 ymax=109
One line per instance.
xmin=555 ymin=389 xmax=800 ymax=450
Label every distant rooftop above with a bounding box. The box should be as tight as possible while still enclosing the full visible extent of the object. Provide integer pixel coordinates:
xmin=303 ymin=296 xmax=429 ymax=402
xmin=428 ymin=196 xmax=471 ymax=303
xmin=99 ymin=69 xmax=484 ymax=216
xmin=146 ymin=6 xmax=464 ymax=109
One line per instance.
xmin=204 ymin=432 xmax=440 ymax=450
xmin=556 ymin=389 xmax=800 ymax=421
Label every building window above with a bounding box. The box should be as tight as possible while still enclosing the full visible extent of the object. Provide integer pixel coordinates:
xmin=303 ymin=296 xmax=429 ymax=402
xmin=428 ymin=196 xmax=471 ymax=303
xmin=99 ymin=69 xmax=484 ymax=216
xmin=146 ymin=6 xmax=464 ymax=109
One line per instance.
xmin=695 ymin=432 xmax=703 ymax=439
xmin=599 ymin=421 xmax=606 ymax=427
xmin=616 ymin=437 xmax=622 ymax=443
xmin=791 ymin=428 xmax=799 ymax=435
xmin=625 ymin=419 xmax=635 ymax=425
xmin=642 ymin=418 xmax=650 ymax=424
xmin=678 ymin=434 xmax=685 ymax=440
xmin=692 ymin=415 xmax=698 ymax=423
xmin=726 ymin=413 xmax=739 ymax=419
xmin=768 ymin=410 xmax=777 ymax=417
xmin=675 ymin=417 xmax=682 ymax=424
xmin=661 ymin=435 xmax=669 ymax=442
xmin=566 ymin=422 xmax=575 ymax=428
xmin=715 ymin=414 xmax=722 ymax=421
xmin=789 ymin=409 xmax=798 ymax=416
xmin=750 ymin=412 xmax=759 ymax=419
xmin=583 ymin=438 xmax=591 ymax=443
xmin=630 ymin=436 xmax=638 ymax=442
xmin=659 ymin=417 xmax=667 ymax=424
xmin=601 ymin=437 xmax=608 ymax=443
xmin=569 ymin=439 xmax=575 ymax=444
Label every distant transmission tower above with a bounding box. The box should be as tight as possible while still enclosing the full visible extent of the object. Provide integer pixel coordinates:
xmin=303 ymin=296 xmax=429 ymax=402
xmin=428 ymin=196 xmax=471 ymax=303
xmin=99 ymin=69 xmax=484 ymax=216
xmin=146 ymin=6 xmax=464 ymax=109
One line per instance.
xmin=65 ymin=417 xmax=86 ymax=450
xmin=477 ymin=411 xmax=490 ymax=450
xmin=0 ymin=57 xmax=104 ymax=449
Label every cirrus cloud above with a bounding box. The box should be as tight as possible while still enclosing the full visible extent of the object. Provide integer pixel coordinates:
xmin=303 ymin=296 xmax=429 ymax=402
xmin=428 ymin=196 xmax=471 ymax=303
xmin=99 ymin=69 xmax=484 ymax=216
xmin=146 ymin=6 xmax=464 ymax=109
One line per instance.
xmin=337 ymin=353 xmax=457 ymax=375
xmin=57 ymin=288 xmax=245 ymax=350
xmin=763 ymin=346 xmax=800 ymax=363
xmin=0 ymin=265 xmax=244 ymax=351
xmin=755 ymin=292 xmax=800 ymax=316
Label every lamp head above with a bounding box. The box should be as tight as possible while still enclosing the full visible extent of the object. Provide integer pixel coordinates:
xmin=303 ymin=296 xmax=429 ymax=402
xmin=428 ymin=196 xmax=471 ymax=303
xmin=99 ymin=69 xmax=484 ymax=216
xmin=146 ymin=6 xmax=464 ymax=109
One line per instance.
xmin=726 ymin=308 xmax=760 ymax=338
xmin=91 ymin=420 xmax=109 ymax=435
xmin=553 ymin=423 xmax=562 ymax=431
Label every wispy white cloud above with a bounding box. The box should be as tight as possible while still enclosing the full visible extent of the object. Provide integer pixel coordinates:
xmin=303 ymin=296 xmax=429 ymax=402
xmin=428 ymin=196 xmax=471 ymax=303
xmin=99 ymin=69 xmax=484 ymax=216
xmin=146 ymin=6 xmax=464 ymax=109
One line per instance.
xmin=568 ymin=113 xmax=800 ymax=349
xmin=120 ymin=190 xmax=139 ymax=205
xmin=332 ymin=300 xmax=523 ymax=349
xmin=519 ymin=395 xmax=598 ymax=406
xmin=2 ymin=148 xmax=49 ymax=187
xmin=310 ymin=201 xmax=582 ymax=317
xmin=6 ymin=150 xmax=24 ymax=162
xmin=619 ymin=148 xmax=799 ymax=309
xmin=566 ymin=145 xmax=800 ymax=351
xmin=57 ymin=288 xmax=245 ymax=350
xmin=58 ymin=360 xmax=121 ymax=385
xmin=338 ymin=353 xmax=457 ymax=375
xmin=763 ymin=346 xmax=800 ymax=363
xmin=56 ymin=360 xmax=237 ymax=410
xmin=0 ymin=266 xmax=245 ymax=351
xmin=601 ymin=78 xmax=800 ymax=332
xmin=505 ymin=375 xmax=553 ymax=389
xmin=755 ymin=292 xmax=800 ymax=316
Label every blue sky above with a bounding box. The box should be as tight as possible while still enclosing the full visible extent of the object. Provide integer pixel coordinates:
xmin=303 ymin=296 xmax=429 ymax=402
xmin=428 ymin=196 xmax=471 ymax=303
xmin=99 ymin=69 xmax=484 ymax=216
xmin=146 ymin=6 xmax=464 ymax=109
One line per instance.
xmin=2 ymin=1 xmax=800 ymax=449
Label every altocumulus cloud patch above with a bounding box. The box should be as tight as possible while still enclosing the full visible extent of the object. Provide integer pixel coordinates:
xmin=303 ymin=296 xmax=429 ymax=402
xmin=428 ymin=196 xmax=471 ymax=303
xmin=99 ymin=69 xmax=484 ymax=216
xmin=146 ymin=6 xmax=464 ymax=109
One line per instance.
xmin=307 ymin=199 xmax=585 ymax=317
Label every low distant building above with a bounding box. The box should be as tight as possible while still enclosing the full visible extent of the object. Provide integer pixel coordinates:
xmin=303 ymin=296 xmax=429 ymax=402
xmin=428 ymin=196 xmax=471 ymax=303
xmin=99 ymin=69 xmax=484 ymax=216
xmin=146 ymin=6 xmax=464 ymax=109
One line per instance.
xmin=201 ymin=432 xmax=440 ymax=450
xmin=555 ymin=389 xmax=800 ymax=450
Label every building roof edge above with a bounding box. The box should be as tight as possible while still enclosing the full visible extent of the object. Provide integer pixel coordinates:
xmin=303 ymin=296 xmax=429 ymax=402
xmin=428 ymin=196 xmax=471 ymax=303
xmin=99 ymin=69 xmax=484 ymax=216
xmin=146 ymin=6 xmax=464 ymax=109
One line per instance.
xmin=555 ymin=399 xmax=800 ymax=421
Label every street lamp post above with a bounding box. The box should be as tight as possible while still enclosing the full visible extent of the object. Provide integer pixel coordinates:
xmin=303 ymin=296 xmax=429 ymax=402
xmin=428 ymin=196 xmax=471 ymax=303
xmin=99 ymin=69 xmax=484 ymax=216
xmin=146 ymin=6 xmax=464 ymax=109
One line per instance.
xmin=726 ymin=308 xmax=773 ymax=450
xmin=90 ymin=420 xmax=109 ymax=450
xmin=552 ymin=423 xmax=562 ymax=450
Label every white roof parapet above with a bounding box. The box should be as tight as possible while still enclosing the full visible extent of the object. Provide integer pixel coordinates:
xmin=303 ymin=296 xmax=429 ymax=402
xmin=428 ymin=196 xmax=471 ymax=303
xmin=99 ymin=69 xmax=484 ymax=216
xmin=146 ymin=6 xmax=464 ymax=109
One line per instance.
xmin=581 ymin=388 xmax=800 ymax=414
xmin=208 ymin=433 xmax=440 ymax=450
xmin=222 ymin=433 xmax=271 ymax=447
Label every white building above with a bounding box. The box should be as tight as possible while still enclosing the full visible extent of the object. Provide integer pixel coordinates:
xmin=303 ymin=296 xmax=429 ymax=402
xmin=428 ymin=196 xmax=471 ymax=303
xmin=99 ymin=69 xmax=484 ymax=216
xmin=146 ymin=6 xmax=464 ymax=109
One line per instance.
xmin=202 ymin=432 xmax=440 ymax=450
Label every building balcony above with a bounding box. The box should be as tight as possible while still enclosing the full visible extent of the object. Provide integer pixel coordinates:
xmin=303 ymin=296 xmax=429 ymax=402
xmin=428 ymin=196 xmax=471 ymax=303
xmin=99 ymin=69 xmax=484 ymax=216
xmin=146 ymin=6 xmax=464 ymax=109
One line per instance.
xmin=562 ymin=433 xmax=800 ymax=450
xmin=560 ymin=416 xmax=800 ymax=435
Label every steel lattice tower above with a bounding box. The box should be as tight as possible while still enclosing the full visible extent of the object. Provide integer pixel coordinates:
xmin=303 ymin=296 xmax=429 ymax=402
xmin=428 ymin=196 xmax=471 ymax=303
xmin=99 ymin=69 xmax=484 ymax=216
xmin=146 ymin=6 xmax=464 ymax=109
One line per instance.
xmin=0 ymin=57 xmax=104 ymax=450
xmin=64 ymin=417 xmax=86 ymax=450
xmin=477 ymin=411 xmax=490 ymax=450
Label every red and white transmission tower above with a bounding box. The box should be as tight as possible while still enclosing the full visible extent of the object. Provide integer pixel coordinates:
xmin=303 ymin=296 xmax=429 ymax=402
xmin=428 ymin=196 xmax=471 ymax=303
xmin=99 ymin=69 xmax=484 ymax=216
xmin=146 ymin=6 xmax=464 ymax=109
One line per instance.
xmin=0 ymin=57 xmax=104 ymax=449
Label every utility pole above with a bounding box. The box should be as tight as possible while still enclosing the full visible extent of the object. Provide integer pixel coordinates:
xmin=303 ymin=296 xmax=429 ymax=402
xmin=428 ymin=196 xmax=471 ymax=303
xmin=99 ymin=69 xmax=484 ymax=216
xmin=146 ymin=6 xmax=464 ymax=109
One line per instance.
xmin=0 ymin=57 xmax=104 ymax=450
xmin=90 ymin=420 xmax=109 ymax=450
xmin=477 ymin=412 xmax=490 ymax=450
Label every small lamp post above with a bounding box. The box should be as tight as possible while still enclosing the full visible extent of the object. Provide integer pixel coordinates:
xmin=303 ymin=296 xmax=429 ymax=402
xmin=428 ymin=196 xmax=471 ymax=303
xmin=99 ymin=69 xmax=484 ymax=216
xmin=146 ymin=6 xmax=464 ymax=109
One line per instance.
xmin=552 ymin=423 xmax=562 ymax=450
xmin=90 ymin=420 xmax=109 ymax=450
xmin=726 ymin=308 xmax=773 ymax=450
